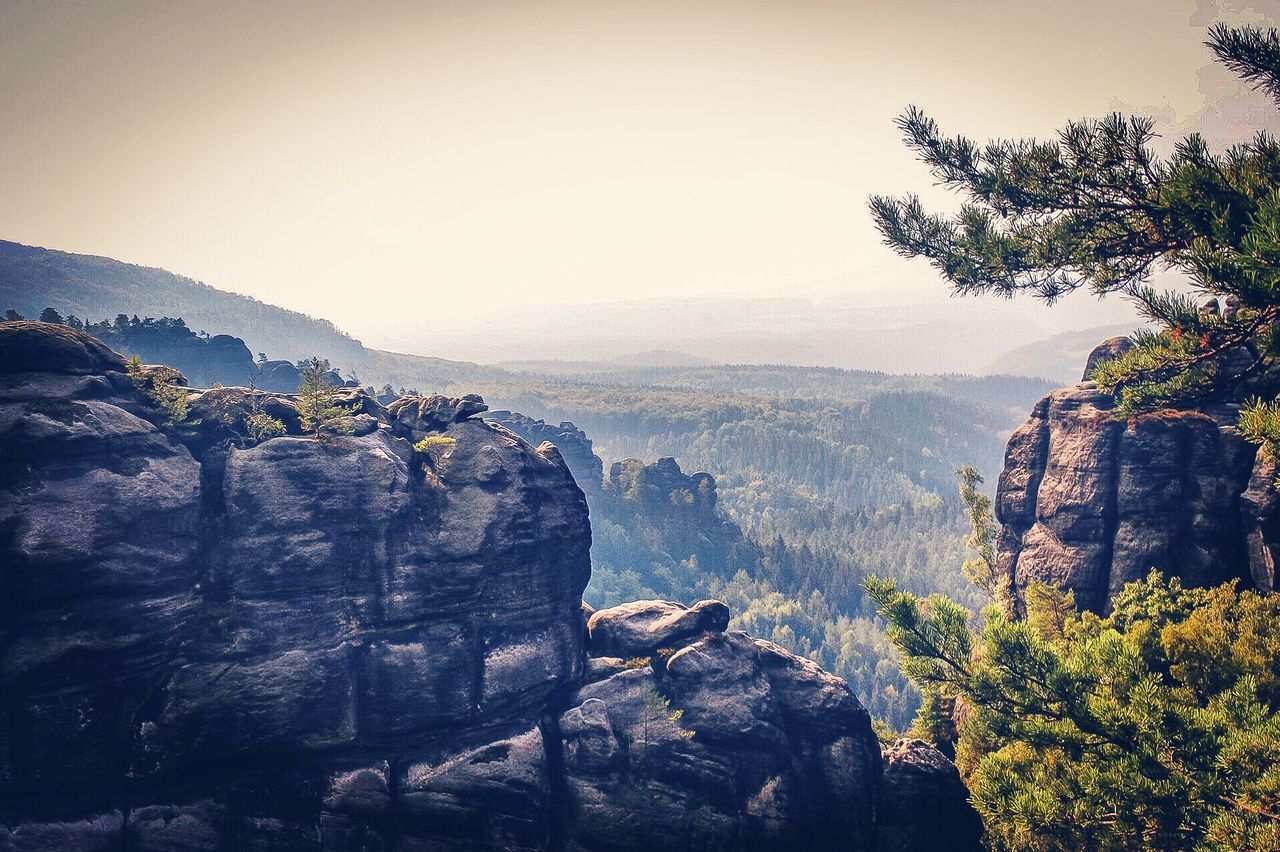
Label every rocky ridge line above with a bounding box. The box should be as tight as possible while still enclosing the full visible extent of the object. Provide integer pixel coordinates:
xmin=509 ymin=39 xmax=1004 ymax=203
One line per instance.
xmin=0 ymin=321 xmax=978 ymax=851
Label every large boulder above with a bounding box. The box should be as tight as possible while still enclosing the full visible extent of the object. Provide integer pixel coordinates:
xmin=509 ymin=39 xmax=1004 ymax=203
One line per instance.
xmin=0 ymin=319 xmax=126 ymax=374
xmin=560 ymin=622 xmax=881 ymax=850
xmin=387 ymin=393 xmax=489 ymax=441
xmin=586 ymin=599 xmax=731 ymax=658
xmin=1080 ymin=335 xmax=1133 ymax=382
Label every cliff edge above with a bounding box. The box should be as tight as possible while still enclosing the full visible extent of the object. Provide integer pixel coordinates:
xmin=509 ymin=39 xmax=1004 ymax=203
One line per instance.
xmin=0 ymin=322 xmax=976 ymax=851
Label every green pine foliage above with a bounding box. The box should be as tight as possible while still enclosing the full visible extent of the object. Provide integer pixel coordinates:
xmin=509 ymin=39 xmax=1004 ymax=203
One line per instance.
xmin=296 ymin=356 xmax=354 ymax=439
xmin=956 ymin=465 xmax=1012 ymax=616
xmin=127 ymin=354 xmax=193 ymax=425
xmin=870 ymin=23 xmax=1280 ymax=467
xmin=246 ymin=412 xmax=286 ymax=442
xmin=866 ymin=572 xmax=1280 ymax=851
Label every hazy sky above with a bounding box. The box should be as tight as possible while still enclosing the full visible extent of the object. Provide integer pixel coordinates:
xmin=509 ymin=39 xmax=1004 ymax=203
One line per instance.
xmin=3 ymin=0 xmax=1279 ymax=342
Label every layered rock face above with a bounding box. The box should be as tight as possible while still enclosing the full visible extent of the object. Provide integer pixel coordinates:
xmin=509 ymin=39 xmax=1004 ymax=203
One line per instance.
xmin=0 ymin=322 xmax=588 ymax=849
xmin=486 ymin=411 xmax=604 ymax=495
xmin=997 ymin=338 xmax=1272 ymax=612
xmin=0 ymin=323 xmax=972 ymax=850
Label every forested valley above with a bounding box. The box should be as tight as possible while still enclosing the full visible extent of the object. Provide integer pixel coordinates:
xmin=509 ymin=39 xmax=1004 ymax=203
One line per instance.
xmin=10 ymin=300 xmax=1053 ymax=730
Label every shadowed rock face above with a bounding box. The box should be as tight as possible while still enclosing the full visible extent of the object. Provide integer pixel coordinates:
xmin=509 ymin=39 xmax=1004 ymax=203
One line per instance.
xmin=563 ymin=623 xmax=882 ymax=851
xmin=878 ymin=740 xmax=982 ymax=852
xmin=997 ymin=338 xmax=1272 ymax=613
xmin=485 ymin=410 xmax=605 ymax=495
xmin=0 ymin=323 xmax=587 ymax=849
xmin=0 ymin=323 xmax=967 ymax=850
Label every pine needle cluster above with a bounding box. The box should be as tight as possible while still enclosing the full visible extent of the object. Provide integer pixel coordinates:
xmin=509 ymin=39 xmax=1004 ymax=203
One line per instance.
xmin=870 ymin=24 xmax=1280 ymax=460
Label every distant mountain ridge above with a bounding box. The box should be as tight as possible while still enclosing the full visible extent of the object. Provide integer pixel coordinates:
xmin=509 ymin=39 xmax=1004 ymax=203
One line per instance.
xmin=982 ymin=324 xmax=1141 ymax=384
xmin=0 ymin=239 xmax=365 ymax=365
xmin=0 ymin=238 xmax=488 ymax=392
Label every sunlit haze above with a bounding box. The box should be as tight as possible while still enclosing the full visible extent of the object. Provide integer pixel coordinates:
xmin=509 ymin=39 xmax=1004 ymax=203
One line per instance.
xmin=3 ymin=0 xmax=1278 ymax=358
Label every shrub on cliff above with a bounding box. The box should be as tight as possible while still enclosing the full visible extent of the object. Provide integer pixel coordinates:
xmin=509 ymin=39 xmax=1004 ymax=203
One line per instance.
xmin=870 ymin=23 xmax=1280 ymax=469
xmin=127 ymin=354 xmax=192 ymax=425
xmin=866 ymin=573 xmax=1280 ymax=851
xmin=296 ymin=356 xmax=353 ymax=439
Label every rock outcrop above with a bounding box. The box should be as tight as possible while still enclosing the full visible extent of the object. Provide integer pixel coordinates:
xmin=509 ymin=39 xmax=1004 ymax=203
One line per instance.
xmin=486 ymin=410 xmax=605 ymax=495
xmin=586 ymin=599 xmax=731 ymax=658
xmin=593 ymin=457 xmax=764 ymax=584
xmin=877 ymin=739 xmax=982 ymax=852
xmin=997 ymin=337 xmax=1273 ymax=612
xmin=563 ymin=620 xmax=882 ymax=850
xmin=0 ymin=322 xmax=971 ymax=850
xmin=387 ymin=392 xmax=489 ymax=441
xmin=1080 ymin=335 xmax=1133 ymax=382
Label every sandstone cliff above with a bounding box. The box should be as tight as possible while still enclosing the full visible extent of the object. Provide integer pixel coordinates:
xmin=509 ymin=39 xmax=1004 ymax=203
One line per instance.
xmin=485 ymin=411 xmax=604 ymax=496
xmin=0 ymin=322 xmax=977 ymax=851
xmin=996 ymin=336 xmax=1278 ymax=612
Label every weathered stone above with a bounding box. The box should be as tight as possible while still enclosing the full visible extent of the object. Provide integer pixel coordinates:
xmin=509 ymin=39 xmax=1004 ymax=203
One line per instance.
xmin=587 ymin=599 xmax=731 ymax=658
xmin=1081 ymin=335 xmax=1133 ymax=382
xmin=0 ymin=320 xmax=126 ymax=375
xmin=0 ymin=811 xmax=125 ymax=851
xmin=387 ymin=393 xmax=488 ymax=441
xmin=878 ymin=739 xmax=982 ymax=852
xmin=399 ymin=727 xmax=550 ymax=851
xmin=560 ymin=631 xmax=880 ymax=850
xmin=0 ymin=324 xmax=933 ymax=849
xmin=997 ymin=379 xmax=1257 ymax=612
xmin=1242 ymin=454 xmax=1280 ymax=592
xmin=485 ymin=410 xmax=605 ymax=494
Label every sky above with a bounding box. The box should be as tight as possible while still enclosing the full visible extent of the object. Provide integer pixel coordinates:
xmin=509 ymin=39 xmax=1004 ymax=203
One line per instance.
xmin=3 ymin=0 xmax=1280 ymax=345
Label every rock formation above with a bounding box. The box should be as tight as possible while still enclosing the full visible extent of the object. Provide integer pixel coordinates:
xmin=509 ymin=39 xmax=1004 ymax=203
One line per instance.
xmin=877 ymin=739 xmax=982 ymax=852
xmin=0 ymin=322 xmax=974 ymax=850
xmin=593 ymin=457 xmax=764 ymax=584
xmin=486 ymin=410 xmax=605 ymax=495
xmin=997 ymin=337 xmax=1275 ymax=612
xmin=387 ymin=392 xmax=489 ymax=441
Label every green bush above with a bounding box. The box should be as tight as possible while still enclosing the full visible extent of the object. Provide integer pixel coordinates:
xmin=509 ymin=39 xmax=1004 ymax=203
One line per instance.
xmin=127 ymin=354 xmax=192 ymax=425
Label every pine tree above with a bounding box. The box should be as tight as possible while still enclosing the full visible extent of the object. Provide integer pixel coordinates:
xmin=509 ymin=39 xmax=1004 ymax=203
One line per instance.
xmin=865 ymin=572 xmax=1280 ymax=850
xmin=870 ymin=24 xmax=1280 ymax=465
xmin=296 ymin=356 xmax=353 ymax=439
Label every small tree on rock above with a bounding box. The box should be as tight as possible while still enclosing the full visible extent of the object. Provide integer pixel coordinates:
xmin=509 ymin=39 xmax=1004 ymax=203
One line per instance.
xmin=296 ymin=356 xmax=353 ymax=439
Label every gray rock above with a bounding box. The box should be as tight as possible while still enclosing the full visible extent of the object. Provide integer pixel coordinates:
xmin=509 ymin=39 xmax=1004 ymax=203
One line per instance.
xmin=0 ymin=811 xmax=125 ymax=851
xmin=485 ymin=410 xmax=605 ymax=494
xmin=560 ymin=631 xmax=880 ymax=850
xmin=1242 ymin=455 xmax=1280 ymax=592
xmin=587 ymin=599 xmax=731 ymax=658
xmin=878 ymin=739 xmax=982 ymax=852
xmin=0 ymin=320 xmax=126 ymax=375
xmin=399 ymin=727 xmax=550 ymax=851
xmin=997 ymin=381 xmax=1256 ymax=613
xmin=0 ymin=324 xmax=939 ymax=850
xmin=1081 ymin=335 xmax=1133 ymax=382
xmin=387 ymin=393 xmax=488 ymax=441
